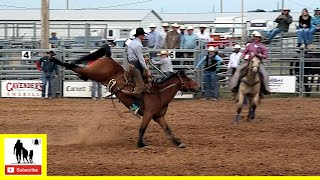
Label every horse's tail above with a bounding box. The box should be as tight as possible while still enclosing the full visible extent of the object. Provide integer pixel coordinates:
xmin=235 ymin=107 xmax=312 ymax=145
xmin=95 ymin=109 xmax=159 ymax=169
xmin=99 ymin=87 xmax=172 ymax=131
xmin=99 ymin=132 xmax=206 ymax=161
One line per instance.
xmin=73 ymin=44 xmax=111 ymax=64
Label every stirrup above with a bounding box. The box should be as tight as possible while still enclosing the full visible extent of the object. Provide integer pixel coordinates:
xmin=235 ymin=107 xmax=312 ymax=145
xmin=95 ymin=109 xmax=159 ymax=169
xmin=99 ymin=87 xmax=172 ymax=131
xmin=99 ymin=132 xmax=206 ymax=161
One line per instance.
xmin=130 ymin=106 xmax=140 ymax=118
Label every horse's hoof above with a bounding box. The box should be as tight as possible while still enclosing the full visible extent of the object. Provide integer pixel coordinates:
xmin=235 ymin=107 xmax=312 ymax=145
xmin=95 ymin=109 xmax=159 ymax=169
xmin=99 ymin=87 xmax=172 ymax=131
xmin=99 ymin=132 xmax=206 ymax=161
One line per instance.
xmin=178 ymin=143 xmax=187 ymax=148
xmin=137 ymin=143 xmax=147 ymax=148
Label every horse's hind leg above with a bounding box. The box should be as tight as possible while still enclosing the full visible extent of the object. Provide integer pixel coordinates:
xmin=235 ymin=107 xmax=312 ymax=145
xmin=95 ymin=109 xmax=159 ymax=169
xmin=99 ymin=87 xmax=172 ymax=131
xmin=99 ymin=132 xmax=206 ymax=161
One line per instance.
xmin=154 ymin=116 xmax=185 ymax=148
xmin=138 ymin=113 xmax=153 ymax=148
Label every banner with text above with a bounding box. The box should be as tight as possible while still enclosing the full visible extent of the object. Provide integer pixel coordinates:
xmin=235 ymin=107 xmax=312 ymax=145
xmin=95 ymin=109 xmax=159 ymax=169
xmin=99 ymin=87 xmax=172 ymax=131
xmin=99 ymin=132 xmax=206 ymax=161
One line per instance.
xmin=269 ymin=76 xmax=296 ymax=93
xmin=1 ymin=80 xmax=42 ymax=98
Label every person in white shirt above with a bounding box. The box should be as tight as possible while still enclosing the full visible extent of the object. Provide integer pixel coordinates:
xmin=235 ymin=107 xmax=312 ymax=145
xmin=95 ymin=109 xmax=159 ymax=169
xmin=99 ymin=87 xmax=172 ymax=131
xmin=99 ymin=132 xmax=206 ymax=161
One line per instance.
xmin=159 ymin=23 xmax=170 ymax=48
xmin=228 ymin=44 xmax=242 ymax=75
xmin=196 ymin=24 xmax=211 ymax=42
xmin=150 ymin=50 xmax=173 ymax=81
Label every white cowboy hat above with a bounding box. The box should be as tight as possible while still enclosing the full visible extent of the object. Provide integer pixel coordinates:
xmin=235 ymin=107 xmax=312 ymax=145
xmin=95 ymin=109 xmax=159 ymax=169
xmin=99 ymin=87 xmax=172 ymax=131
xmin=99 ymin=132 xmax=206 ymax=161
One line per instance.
xmin=187 ymin=26 xmax=194 ymax=30
xmin=252 ymin=31 xmax=262 ymax=37
xmin=157 ymin=50 xmax=169 ymax=56
xmin=180 ymin=25 xmax=186 ymax=30
xmin=162 ymin=23 xmax=170 ymax=27
xmin=172 ymin=23 xmax=180 ymax=28
xmin=199 ymin=24 xmax=207 ymax=28
xmin=234 ymin=44 xmax=241 ymax=49
xmin=282 ymin=8 xmax=291 ymax=11
xmin=149 ymin=23 xmax=156 ymax=28
xmin=208 ymin=46 xmax=215 ymax=52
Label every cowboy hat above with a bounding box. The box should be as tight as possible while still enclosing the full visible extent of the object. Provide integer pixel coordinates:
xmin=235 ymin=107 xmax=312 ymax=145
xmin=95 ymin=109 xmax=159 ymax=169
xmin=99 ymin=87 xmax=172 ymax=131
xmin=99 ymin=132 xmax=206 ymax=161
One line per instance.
xmin=234 ymin=44 xmax=241 ymax=49
xmin=252 ymin=31 xmax=262 ymax=37
xmin=157 ymin=50 xmax=169 ymax=56
xmin=208 ymin=46 xmax=215 ymax=52
xmin=162 ymin=23 xmax=170 ymax=27
xmin=149 ymin=23 xmax=156 ymax=28
xmin=134 ymin=27 xmax=148 ymax=37
xmin=46 ymin=50 xmax=56 ymax=56
xmin=199 ymin=24 xmax=208 ymax=28
xmin=180 ymin=25 xmax=186 ymax=30
xmin=315 ymin=8 xmax=320 ymax=11
xmin=187 ymin=26 xmax=194 ymax=30
xmin=172 ymin=23 xmax=180 ymax=28
xmin=282 ymin=8 xmax=290 ymax=11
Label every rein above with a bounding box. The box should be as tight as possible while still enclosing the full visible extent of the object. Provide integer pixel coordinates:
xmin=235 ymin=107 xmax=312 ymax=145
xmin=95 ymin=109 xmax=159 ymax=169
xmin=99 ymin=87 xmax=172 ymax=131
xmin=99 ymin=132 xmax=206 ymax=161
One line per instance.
xmin=150 ymin=74 xmax=189 ymax=94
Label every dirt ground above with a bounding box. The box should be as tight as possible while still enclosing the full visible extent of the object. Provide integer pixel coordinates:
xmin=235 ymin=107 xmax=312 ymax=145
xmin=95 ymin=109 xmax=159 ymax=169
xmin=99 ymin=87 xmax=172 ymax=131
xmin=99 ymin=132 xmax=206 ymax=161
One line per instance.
xmin=1 ymin=98 xmax=320 ymax=175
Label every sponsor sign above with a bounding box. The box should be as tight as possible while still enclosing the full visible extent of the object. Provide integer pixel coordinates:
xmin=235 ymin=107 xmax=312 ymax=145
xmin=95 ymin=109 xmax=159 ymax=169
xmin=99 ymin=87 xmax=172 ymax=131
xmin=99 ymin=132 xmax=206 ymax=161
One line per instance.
xmin=269 ymin=76 xmax=296 ymax=93
xmin=1 ymin=80 xmax=42 ymax=98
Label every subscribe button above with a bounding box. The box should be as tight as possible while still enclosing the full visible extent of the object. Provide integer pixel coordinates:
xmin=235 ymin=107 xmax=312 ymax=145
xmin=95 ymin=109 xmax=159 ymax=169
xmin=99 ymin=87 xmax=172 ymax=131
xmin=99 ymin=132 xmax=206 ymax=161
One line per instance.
xmin=5 ymin=165 xmax=42 ymax=175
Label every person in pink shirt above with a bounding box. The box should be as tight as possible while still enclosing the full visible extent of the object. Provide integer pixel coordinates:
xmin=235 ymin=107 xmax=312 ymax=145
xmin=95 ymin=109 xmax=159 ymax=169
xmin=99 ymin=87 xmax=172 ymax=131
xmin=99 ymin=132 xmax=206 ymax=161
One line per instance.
xmin=229 ymin=31 xmax=270 ymax=95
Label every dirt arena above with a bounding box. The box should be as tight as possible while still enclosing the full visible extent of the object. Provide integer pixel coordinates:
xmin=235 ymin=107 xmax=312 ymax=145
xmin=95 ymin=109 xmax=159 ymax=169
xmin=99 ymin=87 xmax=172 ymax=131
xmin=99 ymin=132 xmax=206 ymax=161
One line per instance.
xmin=1 ymin=98 xmax=320 ymax=175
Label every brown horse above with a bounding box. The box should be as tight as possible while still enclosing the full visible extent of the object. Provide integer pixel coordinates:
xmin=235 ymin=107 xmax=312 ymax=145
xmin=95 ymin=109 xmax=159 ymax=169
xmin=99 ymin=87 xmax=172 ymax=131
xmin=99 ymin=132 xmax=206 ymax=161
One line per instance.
xmin=52 ymin=57 xmax=199 ymax=148
xmin=235 ymin=57 xmax=261 ymax=122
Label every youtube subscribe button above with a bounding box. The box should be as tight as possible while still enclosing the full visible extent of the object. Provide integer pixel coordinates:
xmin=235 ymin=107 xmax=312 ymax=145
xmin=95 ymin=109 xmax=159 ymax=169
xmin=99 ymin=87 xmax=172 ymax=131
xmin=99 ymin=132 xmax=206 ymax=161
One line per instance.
xmin=5 ymin=165 xmax=42 ymax=175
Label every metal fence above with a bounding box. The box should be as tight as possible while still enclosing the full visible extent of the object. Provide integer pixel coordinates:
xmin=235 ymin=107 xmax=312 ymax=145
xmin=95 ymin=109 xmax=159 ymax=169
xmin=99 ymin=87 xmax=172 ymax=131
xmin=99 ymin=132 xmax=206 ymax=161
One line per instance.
xmin=0 ymin=38 xmax=319 ymax=98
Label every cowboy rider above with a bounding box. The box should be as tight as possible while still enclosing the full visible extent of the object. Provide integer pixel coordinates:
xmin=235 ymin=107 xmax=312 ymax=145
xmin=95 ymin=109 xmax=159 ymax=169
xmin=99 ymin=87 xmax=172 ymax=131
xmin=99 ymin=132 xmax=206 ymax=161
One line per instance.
xmin=124 ymin=27 xmax=152 ymax=116
xmin=229 ymin=31 xmax=270 ymax=95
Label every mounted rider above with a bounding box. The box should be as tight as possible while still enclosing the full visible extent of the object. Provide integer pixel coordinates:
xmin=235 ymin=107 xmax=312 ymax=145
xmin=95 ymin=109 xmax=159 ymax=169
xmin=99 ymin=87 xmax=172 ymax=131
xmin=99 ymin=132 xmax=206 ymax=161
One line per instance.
xmin=229 ymin=31 xmax=270 ymax=95
xmin=123 ymin=27 xmax=152 ymax=116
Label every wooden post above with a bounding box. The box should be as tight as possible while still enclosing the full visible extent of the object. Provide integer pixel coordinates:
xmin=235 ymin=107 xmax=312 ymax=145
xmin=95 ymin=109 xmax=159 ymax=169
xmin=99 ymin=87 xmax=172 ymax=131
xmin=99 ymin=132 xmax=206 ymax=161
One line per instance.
xmin=41 ymin=0 xmax=49 ymax=50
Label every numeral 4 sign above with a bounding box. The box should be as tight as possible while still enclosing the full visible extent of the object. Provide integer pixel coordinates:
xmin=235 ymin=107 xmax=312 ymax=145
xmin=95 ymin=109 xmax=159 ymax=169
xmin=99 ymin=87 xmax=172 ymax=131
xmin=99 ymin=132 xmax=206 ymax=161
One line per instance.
xmin=21 ymin=51 xmax=32 ymax=59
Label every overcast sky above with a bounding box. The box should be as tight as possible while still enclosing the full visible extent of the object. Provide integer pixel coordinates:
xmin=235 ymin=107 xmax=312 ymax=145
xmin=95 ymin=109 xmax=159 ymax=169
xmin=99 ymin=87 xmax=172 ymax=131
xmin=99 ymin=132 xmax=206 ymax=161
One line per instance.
xmin=0 ymin=0 xmax=318 ymax=13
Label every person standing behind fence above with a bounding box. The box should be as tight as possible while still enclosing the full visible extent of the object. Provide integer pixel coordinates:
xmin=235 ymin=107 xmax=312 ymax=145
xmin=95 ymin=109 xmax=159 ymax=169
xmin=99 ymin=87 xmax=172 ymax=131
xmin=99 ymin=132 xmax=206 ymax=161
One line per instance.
xmin=147 ymin=23 xmax=161 ymax=49
xmin=228 ymin=44 xmax=242 ymax=75
xmin=87 ymin=60 xmax=102 ymax=100
xmin=296 ymin=8 xmax=311 ymax=48
xmin=159 ymin=23 xmax=170 ymax=48
xmin=177 ymin=25 xmax=186 ymax=59
xmin=196 ymin=24 xmax=211 ymax=42
xmin=49 ymin=31 xmax=58 ymax=47
xmin=36 ymin=51 xmax=58 ymax=99
xmin=181 ymin=26 xmax=198 ymax=58
xmin=165 ymin=23 xmax=180 ymax=49
xmin=195 ymin=46 xmax=222 ymax=101
xmin=266 ymin=8 xmax=292 ymax=44
xmin=309 ymin=8 xmax=320 ymax=46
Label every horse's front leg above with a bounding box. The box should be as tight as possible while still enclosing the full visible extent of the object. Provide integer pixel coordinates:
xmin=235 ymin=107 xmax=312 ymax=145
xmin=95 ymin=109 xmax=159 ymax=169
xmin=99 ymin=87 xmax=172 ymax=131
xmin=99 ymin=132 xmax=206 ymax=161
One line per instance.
xmin=235 ymin=92 xmax=244 ymax=123
xmin=249 ymin=93 xmax=259 ymax=120
xmin=154 ymin=116 xmax=185 ymax=148
xmin=138 ymin=113 xmax=153 ymax=148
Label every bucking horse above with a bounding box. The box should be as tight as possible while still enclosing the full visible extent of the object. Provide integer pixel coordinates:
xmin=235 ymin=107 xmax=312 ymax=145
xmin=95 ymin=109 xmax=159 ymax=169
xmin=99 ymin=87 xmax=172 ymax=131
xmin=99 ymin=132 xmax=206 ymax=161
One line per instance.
xmin=51 ymin=45 xmax=199 ymax=148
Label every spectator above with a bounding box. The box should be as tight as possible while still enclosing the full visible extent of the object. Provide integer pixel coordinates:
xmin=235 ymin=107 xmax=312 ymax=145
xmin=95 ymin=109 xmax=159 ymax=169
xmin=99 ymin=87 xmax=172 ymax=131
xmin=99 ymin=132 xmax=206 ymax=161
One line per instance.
xmin=309 ymin=8 xmax=320 ymax=45
xmin=165 ymin=23 xmax=180 ymax=49
xmin=159 ymin=23 xmax=170 ymax=48
xmin=297 ymin=8 xmax=311 ymax=48
xmin=228 ymin=44 xmax=242 ymax=75
xmin=150 ymin=50 xmax=173 ymax=81
xmin=179 ymin=25 xmax=186 ymax=42
xmin=36 ymin=51 xmax=58 ymax=99
xmin=181 ymin=26 xmax=198 ymax=58
xmin=49 ymin=31 xmax=58 ymax=45
xmin=87 ymin=60 xmax=102 ymax=100
xmin=266 ymin=8 xmax=292 ymax=44
xmin=196 ymin=24 xmax=211 ymax=42
xmin=177 ymin=25 xmax=186 ymax=58
xmin=147 ymin=23 xmax=161 ymax=49
xmin=195 ymin=46 xmax=222 ymax=101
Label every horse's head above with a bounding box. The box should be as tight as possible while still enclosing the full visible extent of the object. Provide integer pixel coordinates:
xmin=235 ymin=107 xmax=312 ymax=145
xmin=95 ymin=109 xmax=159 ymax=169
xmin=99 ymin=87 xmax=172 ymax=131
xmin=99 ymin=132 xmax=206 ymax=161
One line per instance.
xmin=249 ymin=57 xmax=261 ymax=73
xmin=175 ymin=70 xmax=199 ymax=93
